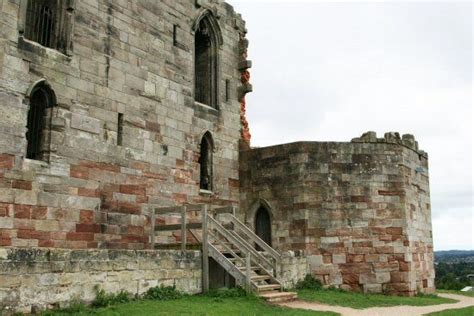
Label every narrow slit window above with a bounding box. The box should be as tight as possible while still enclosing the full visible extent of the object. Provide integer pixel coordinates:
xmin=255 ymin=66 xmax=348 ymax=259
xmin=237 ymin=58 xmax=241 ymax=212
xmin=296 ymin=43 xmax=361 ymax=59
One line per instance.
xmin=117 ymin=113 xmax=124 ymax=146
xmin=225 ymin=79 xmax=230 ymax=102
xmin=173 ymin=24 xmax=178 ymax=46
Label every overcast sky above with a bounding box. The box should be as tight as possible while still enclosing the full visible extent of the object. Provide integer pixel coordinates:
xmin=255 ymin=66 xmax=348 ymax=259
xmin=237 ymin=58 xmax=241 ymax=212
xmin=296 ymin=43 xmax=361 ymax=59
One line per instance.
xmin=232 ymin=0 xmax=473 ymax=251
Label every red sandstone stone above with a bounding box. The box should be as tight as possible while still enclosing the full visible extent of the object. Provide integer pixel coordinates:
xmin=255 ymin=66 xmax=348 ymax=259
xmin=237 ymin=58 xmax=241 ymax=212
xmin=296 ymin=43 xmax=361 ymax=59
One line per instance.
xmin=387 ymin=227 xmax=403 ymax=235
xmin=38 ymin=240 xmax=55 ymax=247
xmin=0 ymin=238 xmax=11 ymax=246
xmin=79 ymin=210 xmax=94 ymax=223
xmin=323 ymin=255 xmax=332 ymax=264
xmin=14 ymin=205 xmax=31 ymax=219
xmin=76 ymin=223 xmax=101 ymax=233
xmin=0 ymin=154 xmax=14 ymax=169
xmin=375 ymin=246 xmax=394 ymax=254
xmin=66 ymin=232 xmax=95 ymax=241
xmin=399 ymin=261 xmax=411 ymax=271
xmin=116 ymin=202 xmax=141 ymax=214
xmin=145 ymin=120 xmax=160 ymax=132
xmin=342 ymin=273 xmax=360 ymax=285
xmin=120 ymin=184 xmax=146 ymax=196
xmin=0 ymin=203 xmax=12 ymax=217
xmin=79 ymin=161 xmax=120 ymax=173
xmin=350 ymin=196 xmax=369 ymax=202
xmin=12 ymin=180 xmax=32 ymax=190
xmin=373 ymin=261 xmax=399 ymax=272
xmin=17 ymin=229 xmax=33 ymax=239
xmin=78 ymin=188 xmax=100 ymax=197
xmin=31 ymin=207 xmax=47 ymax=220
xmin=347 ymin=254 xmax=365 ymax=263
xmin=353 ymin=241 xmax=373 ymax=247
xmin=70 ymin=165 xmax=89 ymax=179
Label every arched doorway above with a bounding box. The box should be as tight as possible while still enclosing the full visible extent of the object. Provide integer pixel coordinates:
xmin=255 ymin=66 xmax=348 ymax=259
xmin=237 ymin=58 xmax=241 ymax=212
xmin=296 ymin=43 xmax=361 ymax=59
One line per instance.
xmin=255 ymin=206 xmax=272 ymax=248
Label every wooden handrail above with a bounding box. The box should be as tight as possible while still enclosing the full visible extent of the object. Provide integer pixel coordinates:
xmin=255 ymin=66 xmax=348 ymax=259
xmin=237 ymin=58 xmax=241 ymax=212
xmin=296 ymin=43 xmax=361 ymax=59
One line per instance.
xmin=229 ymin=214 xmax=281 ymax=262
xmin=154 ymin=222 xmax=202 ymax=231
xmin=152 ymin=203 xmax=283 ymax=293
xmin=207 ymin=216 xmax=274 ymax=271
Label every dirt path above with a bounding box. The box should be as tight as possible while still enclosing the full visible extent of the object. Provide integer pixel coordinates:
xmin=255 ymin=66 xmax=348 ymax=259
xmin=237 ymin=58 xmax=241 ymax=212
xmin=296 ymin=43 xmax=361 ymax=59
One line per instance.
xmin=279 ymin=293 xmax=474 ymax=316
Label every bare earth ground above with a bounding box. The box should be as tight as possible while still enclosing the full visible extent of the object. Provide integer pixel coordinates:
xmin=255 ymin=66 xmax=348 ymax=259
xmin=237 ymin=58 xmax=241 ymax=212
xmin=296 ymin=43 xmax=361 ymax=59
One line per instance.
xmin=279 ymin=293 xmax=474 ymax=316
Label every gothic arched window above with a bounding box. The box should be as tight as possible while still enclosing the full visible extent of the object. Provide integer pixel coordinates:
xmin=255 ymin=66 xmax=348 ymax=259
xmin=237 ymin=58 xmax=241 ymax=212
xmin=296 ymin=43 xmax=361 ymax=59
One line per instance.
xmin=26 ymin=82 xmax=56 ymax=160
xmin=199 ymin=132 xmax=214 ymax=191
xmin=194 ymin=14 xmax=221 ymax=109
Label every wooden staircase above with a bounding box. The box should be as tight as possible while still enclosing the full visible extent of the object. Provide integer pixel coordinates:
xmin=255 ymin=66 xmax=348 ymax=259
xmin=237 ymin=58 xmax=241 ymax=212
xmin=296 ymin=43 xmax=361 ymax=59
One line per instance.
xmin=152 ymin=204 xmax=297 ymax=303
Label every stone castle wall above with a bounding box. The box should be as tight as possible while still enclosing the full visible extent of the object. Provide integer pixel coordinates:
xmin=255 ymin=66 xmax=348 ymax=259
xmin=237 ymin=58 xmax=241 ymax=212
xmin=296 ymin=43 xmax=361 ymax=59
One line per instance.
xmin=240 ymin=132 xmax=434 ymax=295
xmin=0 ymin=0 xmax=436 ymax=310
xmin=0 ymin=0 xmax=246 ymax=250
xmin=0 ymin=1 xmax=246 ymax=311
xmin=0 ymin=248 xmax=201 ymax=313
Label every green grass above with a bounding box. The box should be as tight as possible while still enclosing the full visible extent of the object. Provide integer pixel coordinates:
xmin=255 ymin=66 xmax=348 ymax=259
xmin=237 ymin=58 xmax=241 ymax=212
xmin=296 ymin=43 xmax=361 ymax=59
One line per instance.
xmin=296 ymin=288 xmax=458 ymax=309
xmin=43 ymin=295 xmax=338 ymax=316
xmin=437 ymin=289 xmax=474 ymax=298
xmin=424 ymin=306 xmax=474 ymax=316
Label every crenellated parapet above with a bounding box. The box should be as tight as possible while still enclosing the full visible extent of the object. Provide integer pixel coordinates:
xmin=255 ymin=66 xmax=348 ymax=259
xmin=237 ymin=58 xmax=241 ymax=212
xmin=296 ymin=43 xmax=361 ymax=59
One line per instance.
xmin=351 ymin=131 xmax=428 ymax=158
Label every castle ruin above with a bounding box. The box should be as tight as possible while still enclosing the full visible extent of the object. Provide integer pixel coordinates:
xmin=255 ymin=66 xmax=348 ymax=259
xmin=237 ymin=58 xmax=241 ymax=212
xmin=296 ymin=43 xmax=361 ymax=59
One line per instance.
xmin=0 ymin=0 xmax=435 ymax=313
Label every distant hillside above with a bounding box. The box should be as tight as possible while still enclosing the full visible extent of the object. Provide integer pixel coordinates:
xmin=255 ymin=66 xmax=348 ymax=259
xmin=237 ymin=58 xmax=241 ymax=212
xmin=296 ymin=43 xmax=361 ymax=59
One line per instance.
xmin=435 ymin=250 xmax=474 ymax=263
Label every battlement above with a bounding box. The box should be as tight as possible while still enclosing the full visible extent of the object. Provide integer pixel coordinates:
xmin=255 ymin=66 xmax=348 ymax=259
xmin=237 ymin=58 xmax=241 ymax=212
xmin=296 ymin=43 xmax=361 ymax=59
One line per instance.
xmin=351 ymin=131 xmax=428 ymax=157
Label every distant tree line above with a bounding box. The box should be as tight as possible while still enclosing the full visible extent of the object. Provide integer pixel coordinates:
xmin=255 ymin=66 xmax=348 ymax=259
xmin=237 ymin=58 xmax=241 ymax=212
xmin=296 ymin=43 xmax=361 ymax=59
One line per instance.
xmin=435 ymin=261 xmax=474 ymax=290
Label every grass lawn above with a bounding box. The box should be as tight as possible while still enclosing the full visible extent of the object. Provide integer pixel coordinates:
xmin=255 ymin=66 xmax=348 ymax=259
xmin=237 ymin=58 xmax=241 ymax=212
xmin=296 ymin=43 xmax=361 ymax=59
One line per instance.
xmin=296 ymin=289 xmax=458 ymax=309
xmin=43 ymin=295 xmax=338 ymax=316
xmin=424 ymin=306 xmax=474 ymax=316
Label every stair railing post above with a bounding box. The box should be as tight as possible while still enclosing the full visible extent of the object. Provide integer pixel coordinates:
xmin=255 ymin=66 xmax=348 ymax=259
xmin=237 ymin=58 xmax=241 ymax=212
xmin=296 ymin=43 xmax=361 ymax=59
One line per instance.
xmin=231 ymin=206 xmax=236 ymax=230
xmin=181 ymin=205 xmax=187 ymax=252
xmin=202 ymin=204 xmax=209 ymax=293
xmin=151 ymin=209 xmax=155 ymax=249
xmin=246 ymin=252 xmax=251 ymax=293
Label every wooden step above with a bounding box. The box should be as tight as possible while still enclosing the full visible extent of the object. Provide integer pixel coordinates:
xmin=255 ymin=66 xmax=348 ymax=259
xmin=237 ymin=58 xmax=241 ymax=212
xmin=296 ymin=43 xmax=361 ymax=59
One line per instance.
xmin=251 ymin=275 xmax=271 ymax=281
xmin=257 ymin=284 xmax=281 ymax=292
xmin=259 ymin=291 xmax=297 ymax=303
xmin=237 ymin=265 xmax=260 ymax=271
xmin=220 ymin=249 xmax=241 ymax=254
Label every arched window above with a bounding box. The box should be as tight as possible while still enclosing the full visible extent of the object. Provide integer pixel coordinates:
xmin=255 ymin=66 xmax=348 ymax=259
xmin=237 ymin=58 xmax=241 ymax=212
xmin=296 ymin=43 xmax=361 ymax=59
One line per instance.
xmin=26 ymin=82 xmax=56 ymax=160
xmin=199 ymin=132 xmax=214 ymax=191
xmin=194 ymin=13 xmax=221 ymax=108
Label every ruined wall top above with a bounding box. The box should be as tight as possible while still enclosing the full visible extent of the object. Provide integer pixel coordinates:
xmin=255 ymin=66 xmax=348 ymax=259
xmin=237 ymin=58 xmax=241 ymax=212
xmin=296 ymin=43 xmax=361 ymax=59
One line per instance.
xmin=351 ymin=131 xmax=428 ymax=158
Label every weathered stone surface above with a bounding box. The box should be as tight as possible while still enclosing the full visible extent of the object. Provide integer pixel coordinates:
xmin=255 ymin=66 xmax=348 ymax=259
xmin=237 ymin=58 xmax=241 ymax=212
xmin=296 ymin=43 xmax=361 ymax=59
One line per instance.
xmin=240 ymin=137 xmax=434 ymax=296
xmin=0 ymin=248 xmax=201 ymax=313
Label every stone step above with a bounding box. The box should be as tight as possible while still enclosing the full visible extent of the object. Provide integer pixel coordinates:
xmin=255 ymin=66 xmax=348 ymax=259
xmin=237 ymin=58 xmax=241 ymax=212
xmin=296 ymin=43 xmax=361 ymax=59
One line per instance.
xmin=257 ymin=284 xmax=281 ymax=292
xmin=259 ymin=291 xmax=298 ymax=303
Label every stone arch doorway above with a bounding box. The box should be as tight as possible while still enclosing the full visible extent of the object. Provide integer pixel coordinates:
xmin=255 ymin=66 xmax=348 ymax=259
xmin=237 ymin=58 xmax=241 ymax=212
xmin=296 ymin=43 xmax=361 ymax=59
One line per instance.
xmin=255 ymin=206 xmax=272 ymax=249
